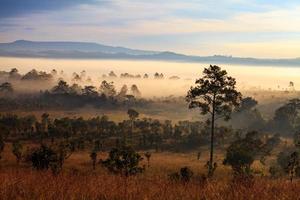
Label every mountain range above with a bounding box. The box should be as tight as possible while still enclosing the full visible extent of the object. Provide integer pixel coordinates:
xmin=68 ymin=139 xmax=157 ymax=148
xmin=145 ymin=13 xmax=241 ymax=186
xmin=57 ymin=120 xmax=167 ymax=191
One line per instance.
xmin=1 ymin=40 xmax=300 ymax=66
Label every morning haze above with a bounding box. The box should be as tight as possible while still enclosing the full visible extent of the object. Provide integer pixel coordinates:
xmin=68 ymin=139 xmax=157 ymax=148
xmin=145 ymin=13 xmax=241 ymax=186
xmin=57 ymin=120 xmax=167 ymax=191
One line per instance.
xmin=1 ymin=1 xmax=300 ymax=200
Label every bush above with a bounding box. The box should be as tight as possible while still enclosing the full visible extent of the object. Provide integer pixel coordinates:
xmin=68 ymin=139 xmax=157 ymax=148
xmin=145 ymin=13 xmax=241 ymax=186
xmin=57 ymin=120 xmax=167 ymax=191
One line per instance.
xmin=223 ymin=142 xmax=254 ymax=175
xmin=27 ymin=144 xmax=72 ymax=174
xmin=169 ymin=167 xmax=194 ymax=182
xmin=12 ymin=141 xmax=23 ymax=164
xmin=29 ymin=145 xmax=56 ymax=170
xmin=101 ymin=146 xmax=144 ymax=176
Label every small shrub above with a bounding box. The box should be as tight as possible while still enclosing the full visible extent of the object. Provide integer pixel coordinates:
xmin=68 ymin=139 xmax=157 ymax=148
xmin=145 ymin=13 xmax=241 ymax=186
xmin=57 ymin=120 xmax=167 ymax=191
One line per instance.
xmin=180 ymin=167 xmax=194 ymax=182
xmin=287 ymin=152 xmax=300 ymax=182
xmin=12 ymin=141 xmax=23 ymax=164
xmin=29 ymin=145 xmax=56 ymax=170
xmin=169 ymin=167 xmax=193 ymax=182
xmin=276 ymin=149 xmax=300 ymax=181
xmin=144 ymin=152 xmax=151 ymax=167
xmin=101 ymin=146 xmax=144 ymax=176
xmin=223 ymin=145 xmax=253 ymax=175
xmin=28 ymin=143 xmax=72 ymax=175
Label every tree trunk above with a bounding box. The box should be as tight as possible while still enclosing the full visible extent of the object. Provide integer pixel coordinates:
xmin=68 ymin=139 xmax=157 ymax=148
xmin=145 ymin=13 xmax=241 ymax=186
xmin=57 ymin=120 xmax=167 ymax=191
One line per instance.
xmin=208 ymin=99 xmax=215 ymax=177
xmin=93 ymin=160 xmax=96 ymax=170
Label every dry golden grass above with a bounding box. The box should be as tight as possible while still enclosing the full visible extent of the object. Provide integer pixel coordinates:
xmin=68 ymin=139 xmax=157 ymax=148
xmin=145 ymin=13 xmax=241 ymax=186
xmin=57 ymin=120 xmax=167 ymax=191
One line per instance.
xmin=1 ymin=144 xmax=300 ymax=199
xmin=0 ymin=168 xmax=300 ymax=200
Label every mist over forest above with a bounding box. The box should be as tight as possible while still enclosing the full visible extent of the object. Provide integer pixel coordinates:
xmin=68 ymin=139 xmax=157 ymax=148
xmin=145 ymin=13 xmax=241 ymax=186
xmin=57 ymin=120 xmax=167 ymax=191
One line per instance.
xmin=1 ymin=56 xmax=300 ymax=199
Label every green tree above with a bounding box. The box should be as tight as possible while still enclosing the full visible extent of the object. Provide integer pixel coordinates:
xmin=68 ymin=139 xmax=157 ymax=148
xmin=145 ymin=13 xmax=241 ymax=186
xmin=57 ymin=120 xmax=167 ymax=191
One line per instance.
xmin=223 ymin=140 xmax=254 ymax=175
xmin=101 ymin=146 xmax=144 ymax=177
xmin=186 ymin=65 xmax=242 ymax=176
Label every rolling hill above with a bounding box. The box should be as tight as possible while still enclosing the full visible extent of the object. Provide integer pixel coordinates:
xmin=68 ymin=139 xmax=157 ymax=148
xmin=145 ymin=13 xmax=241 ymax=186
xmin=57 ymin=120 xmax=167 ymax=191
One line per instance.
xmin=0 ymin=40 xmax=300 ymax=66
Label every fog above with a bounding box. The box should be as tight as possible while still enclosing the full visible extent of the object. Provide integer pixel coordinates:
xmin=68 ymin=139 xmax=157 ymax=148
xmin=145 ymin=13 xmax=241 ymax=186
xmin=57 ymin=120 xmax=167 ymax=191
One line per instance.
xmin=1 ymin=57 xmax=300 ymax=97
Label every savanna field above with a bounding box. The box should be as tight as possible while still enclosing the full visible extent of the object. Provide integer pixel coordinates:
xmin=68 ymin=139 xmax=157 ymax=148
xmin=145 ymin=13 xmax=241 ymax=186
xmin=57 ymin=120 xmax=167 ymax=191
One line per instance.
xmin=1 ymin=146 xmax=300 ymax=200
xmin=1 ymin=65 xmax=300 ymax=200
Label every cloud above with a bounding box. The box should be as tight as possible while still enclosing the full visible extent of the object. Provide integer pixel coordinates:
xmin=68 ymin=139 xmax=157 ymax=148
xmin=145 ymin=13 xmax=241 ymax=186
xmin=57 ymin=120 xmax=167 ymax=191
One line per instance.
xmin=0 ymin=0 xmax=101 ymax=19
xmin=0 ymin=0 xmax=300 ymax=58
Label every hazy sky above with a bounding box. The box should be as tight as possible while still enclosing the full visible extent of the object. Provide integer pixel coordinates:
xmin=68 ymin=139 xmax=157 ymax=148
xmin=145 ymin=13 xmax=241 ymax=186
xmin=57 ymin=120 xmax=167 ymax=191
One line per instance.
xmin=1 ymin=0 xmax=300 ymax=58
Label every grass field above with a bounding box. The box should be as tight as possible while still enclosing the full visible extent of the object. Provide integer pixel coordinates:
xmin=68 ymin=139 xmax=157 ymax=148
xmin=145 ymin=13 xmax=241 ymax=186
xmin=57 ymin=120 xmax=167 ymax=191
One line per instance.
xmin=1 ymin=143 xmax=300 ymax=200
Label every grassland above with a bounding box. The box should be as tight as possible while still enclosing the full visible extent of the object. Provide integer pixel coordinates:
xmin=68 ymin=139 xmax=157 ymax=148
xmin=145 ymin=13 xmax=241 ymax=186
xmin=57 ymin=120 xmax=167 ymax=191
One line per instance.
xmin=1 ymin=143 xmax=300 ymax=200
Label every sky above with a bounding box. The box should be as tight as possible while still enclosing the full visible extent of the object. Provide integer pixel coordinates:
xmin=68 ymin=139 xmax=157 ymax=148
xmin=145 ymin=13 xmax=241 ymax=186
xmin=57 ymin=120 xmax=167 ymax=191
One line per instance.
xmin=0 ymin=0 xmax=300 ymax=58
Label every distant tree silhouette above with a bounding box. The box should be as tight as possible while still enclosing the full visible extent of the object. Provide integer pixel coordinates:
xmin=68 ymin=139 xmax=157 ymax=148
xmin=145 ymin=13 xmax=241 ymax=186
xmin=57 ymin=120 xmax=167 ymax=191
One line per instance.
xmin=118 ymin=84 xmax=128 ymax=98
xmin=238 ymin=97 xmax=258 ymax=111
xmin=154 ymin=72 xmax=164 ymax=79
xmin=83 ymin=85 xmax=98 ymax=97
xmin=9 ymin=68 xmax=21 ymax=79
xmin=186 ymin=65 xmax=241 ymax=177
xmin=51 ymin=80 xmax=70 ymax=94
xmin=51 ymin=69 xmax=57 ymax=76
xmin=22 ymin=69 xmax=52 ymax=81
xmin=127 ymin=109 xmax=139 ymax=121
xmin=272 ymin=99 xmax=300 ymax=134
xmin=0 ymin=82 xmax=13 ymax=95
xmin=130 ymin=84 xmax=141 ymax=97
xmin=99 ymin=80 xmax=116 ymax=97
xmin=109 ymin=71 xmax=117 ymax=78
xmin=69 ymin=84 xmax=83 ymax=95
xmin=72 ymin=72 xmax=81 ymax=82
xmin=143 ymin=73 xmax=149 ymax=78
xmin=289 ymin=81 xmax=295 ymax=91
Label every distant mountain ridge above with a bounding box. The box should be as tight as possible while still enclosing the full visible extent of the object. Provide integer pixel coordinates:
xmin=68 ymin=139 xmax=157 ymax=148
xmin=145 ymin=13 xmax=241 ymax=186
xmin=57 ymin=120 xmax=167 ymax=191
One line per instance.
xmin=0 ymin=40 xmax=158 ymax=55
xmin=1 ymin=40 xmax=300 ymax=67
